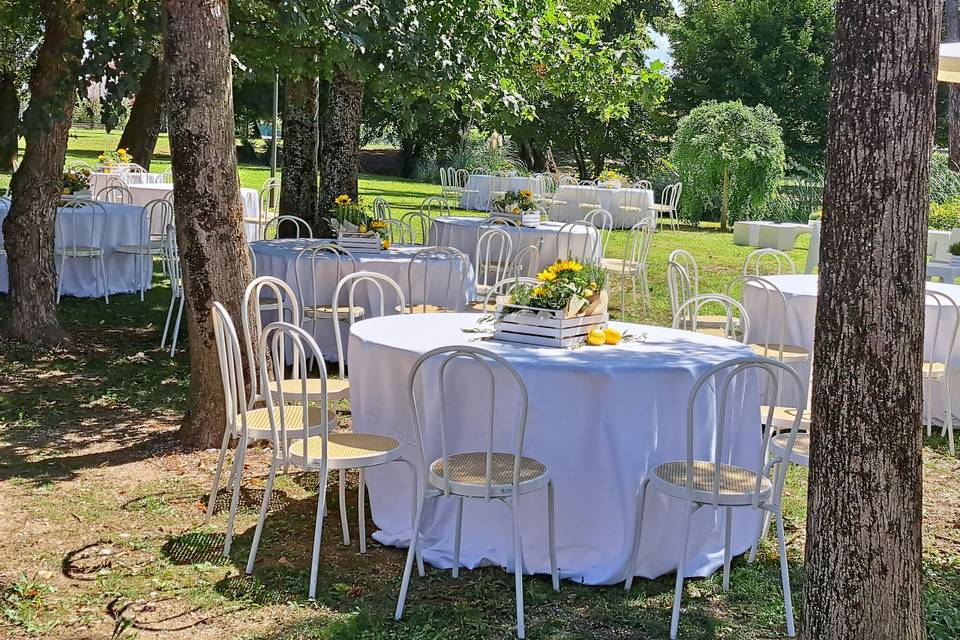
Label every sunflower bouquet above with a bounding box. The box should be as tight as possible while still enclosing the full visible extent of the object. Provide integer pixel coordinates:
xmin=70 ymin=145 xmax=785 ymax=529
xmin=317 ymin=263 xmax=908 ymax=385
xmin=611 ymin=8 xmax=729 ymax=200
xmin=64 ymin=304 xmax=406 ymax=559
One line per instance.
xmin=492 ymin=189 xmax=537 ymax=214
xmin=596 ymin=169 xmax=629 ymax=187
xmin=62 ymin=168 xmax=91 ymax=195
xmin=331 ymin=194 xmax=391 ymax=249
xmin=506 ymin=259 xmax=608 ymax=317
xmin=97 ymin=148 xmax=132 ymax=171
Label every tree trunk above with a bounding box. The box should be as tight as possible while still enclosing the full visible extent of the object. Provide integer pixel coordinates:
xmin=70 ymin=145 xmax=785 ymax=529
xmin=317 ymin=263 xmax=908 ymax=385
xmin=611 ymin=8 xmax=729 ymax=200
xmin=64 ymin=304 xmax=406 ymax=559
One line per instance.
xmin=947 ymin=0 xmax=960 ymax=169
xmin=720 ymin=164 xmax=730 ymax=231
xmin=117 ymin=54 xmax=166 ymax=170
xmin=318 ymin=69 xmax=363 ymax=222
xmin=1 ymin=5 xmax=83 ymax=343
xmin=398 ymin=135 xmax=424 ymax=178
xmin=279 ymin=75 xmax=318 ymax=227
xmin=0 ymin=70 xmax=18 ymax=172
xmin=165 ymin=0 xmax=253 ymax=449
xmin=803 ymin=1 xmax=939 ymax=638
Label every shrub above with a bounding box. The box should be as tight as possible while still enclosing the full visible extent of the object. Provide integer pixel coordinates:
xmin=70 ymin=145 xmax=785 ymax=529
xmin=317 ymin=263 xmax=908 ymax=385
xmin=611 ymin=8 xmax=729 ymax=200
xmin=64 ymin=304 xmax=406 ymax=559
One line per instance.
xmin=930 ymin=200 xmax=960 ymax=230
xmin=444 ymin=130 xmax=522 ymax=174
xmin=930 ymin=153 xmax=960 ymax=204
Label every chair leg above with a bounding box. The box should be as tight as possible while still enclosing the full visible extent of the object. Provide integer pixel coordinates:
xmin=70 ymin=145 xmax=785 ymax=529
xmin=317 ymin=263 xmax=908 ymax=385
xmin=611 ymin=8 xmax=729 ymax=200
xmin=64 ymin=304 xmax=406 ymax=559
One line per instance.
xmin=223 ymin=437 xmax=249 ymax=557
xmin=624 ymin=478 xmax=649 ymax=591
xmin=926 ymin=378 xmax=932 ymax=437
xmin=204 ymin=426 xmax=233 ymax=523
xmin=452 ymin=496 xmax=464 ymax=578
xmin=339 ymin=468 xmax=350 ymax=546
xmin=170 ymin=294 xmax=185 ymax=357
xmin=244 ymin=459 xmax=278 ymax=574
xmin=308 ymin=467 xmax=330 ymax=600
xmin=161 ymin=293 xmax=176 ymax=348
xmin=395 ymin=492 xmax=426 ymax=620
xmin=358 ymin=468 xmax=366 ymax=554
xmin=722 ymin=506 xmax=733 ymax=591
xmin=669 ymin=503 xmax=696 ymax=640
xmin=56 ymin=255 xmax=64 ymax=304
xmin=511 ymin=496 xmax=526 ymax=640
xmin=100 ymin=255 xmax=109 ymax=304
xmin=945 ymin=380 xmax=955 ymax=456
xmin=774 ymin=509 xmax=796 ymax=637
xmin=547 ymin=480 xmax=559 ymax=592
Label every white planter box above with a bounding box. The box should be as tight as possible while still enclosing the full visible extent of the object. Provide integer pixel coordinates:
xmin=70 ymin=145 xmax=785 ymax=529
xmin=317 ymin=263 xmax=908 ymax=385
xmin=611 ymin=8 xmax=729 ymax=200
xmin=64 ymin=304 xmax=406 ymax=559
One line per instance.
xmin=337 ymin=232 xmax=382 ymax=254
xmin=492 ymin=211 xmax=541 ymax=227
xmin=494 ymin=300 xmax=608 ymax=347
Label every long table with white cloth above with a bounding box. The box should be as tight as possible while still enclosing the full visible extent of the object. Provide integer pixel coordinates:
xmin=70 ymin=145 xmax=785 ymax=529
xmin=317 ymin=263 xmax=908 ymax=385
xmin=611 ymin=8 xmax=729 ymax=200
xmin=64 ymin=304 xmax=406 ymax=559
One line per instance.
xmin=349 ymin=313 xmax=764 ymax=584
xmin=551 ymin=185 xmax=654 ymax=229
xmin=460 ymin=175 xmax=542 ymax=211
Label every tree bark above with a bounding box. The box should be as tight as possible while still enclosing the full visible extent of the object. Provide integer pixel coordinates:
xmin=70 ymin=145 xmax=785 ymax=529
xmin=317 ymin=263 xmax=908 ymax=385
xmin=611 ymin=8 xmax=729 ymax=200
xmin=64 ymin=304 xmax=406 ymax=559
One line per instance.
xmin=279 ymin=75 xmax=318 ymax=227
xmin=803 ymin=1 xmax=940 ymax=638
xmin=318 ymin=68 xmax=363 ymax=222
xmin=117 ymin=53 xmax=166 ymax=170
xmin=165 ymin=0 xmax=253 ymax=449
xmin=947 ymin=0 xmax=960 ymax=169
xmin=0 ymin=70 xmax=18 ymax=172
xmin=1 ymin=4 xmax=84 ymax=343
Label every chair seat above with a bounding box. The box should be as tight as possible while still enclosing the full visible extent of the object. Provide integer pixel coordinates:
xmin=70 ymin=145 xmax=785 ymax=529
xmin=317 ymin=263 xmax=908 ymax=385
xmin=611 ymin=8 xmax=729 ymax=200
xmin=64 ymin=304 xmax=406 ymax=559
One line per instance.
xmin=467 ymin=300 xmax=492 ymax=313
xmin=57 ymin=247 xmax=104 ymax=257
xmin=649 ymin=204 xmax=674 ymax=212
xmin=577 ymin=202 xmax=601 ymax=209
xmin=651 ymin=460 xmax=773 ymax=505
xmin=619 ymin=205 xmax=646 ymax=212
xmin=601 ymin=257 xmax=639 ymax=272
xmin=304 ymin=305 xmax=365 ymax=320
xmin=115 ymin=243 xmax=164 ymax=254
xmin=760 ymin=405 xmax=811 ymax=429
xmin=238 ymin=404 xmax=330 ymax=437
xmin=395 ymin=303 xmax=454 ymax=314
xmin=268 ymin=376 xmax=350 ymax=400
xmin=289 ymin=433 xmax=402 ymax=470
xmin=770 ymin=432 xmax=810 ymax=466
xmin=748 ymin=343 xmax=810 ymax=363
xmin=429 ymin=452 xmax=549 ymax=498
xmin=923 ymin=361 xmax=947 ymax=378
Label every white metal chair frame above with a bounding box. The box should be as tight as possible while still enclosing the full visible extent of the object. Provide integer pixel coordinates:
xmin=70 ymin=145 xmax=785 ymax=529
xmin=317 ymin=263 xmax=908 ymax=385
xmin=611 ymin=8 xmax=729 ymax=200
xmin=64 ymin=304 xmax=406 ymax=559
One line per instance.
xmin=672 ymin=294 xmax=750 ymax=343
xmin=160 ymin=224 xmax=185 ymax=356
xmin=332 ymin=271 xmax=407 ymax=384
xmin=631 ymin=180 xmax=652 ymax=190
xmin=604 ymin=219 xmax=654 ymax=318
xmin=555 ymin=220 xmax=600 ymax=263
xmin=485 ymin=173 xmax=512 ymax=211
xmin=583 ymin=208 xmax=613 ymax=256
xmin=924 ymin=289 xmax=960 ymax=454
xmin=401 ymin=210 xmax=433 ymax=246
xmin=474 ymin=227 xmax=514 ymax=294
xmin=726 ymin=275 xmax=810 ymax=365
xmin=652 ymin=183 xmax=682 ymax=231
xmin=506 ymin=239 xmax=543 ymax=279
xmin=471 ymin=276 xmax=540 ymax=313
xmin=624 ymin=357 xmax=805 ymax=639
xmin=114 ymin=199 xmax=173 ymax=301
xmin=743 ymin=248 xmax=797 ymax=276
xmin=264 ymin=215 xmax=313 ymax=239
xmin=295 ymin=244 xmax=360 ymax=344
xmin=395 ymin=345 xmax=559 ymax=639
xmin=56 ymin=201 xmax=110 ymax=304
xmin=383 ymin=218 xmax=413 ymax=244
xmin=405 ymin=246 xmax=469 ymax=313
xmin=96 ymin=184 xmax=133 ymax=204
xmin=372 ymin=196 xmax=393 ymax=221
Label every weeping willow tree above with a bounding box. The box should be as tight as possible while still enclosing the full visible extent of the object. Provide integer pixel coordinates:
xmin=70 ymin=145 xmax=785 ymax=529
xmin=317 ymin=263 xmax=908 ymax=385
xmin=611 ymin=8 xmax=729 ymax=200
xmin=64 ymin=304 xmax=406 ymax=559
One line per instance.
xmin=670 ymin=100 xmax=785 ymax=230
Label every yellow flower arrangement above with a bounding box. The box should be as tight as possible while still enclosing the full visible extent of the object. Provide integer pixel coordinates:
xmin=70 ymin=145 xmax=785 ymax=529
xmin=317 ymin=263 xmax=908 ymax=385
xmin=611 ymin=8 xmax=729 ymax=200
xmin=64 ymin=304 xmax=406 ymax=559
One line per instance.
xmin=536 ymin=268 xmax=557 ymax=282
xmin=334 ymin=194 xmax=352 ymax=206
xmin=519 ymin=190 xmax=533 ymax=199
xmin=508 ymin=258 xmax=607 ymax=312
xmin=370 ymin=219 xmax=387 ymax=230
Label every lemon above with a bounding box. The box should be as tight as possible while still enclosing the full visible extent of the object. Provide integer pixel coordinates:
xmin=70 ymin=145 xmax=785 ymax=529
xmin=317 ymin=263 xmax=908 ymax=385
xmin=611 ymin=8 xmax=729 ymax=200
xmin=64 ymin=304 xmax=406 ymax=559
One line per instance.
xmin=587 ymin=328 xmax=606 ymax=346
xmin=604 ymin=327 xmax=622 ymax=345
xmin=359 ymin=224 xmax=367 ymax=233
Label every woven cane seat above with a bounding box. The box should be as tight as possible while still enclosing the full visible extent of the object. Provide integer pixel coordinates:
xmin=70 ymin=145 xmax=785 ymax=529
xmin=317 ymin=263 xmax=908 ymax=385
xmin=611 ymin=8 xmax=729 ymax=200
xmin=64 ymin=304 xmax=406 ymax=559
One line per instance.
xmin=601 ymin=257 xmax=639 ymax=272
xmin=304 ymin=305 xmax=365 ymax=320
xmin=394 ymin=304 xmax=453 ymax=314
xmin=237 ymin=404 xmax=329 ymax=436
xmin=57 ymin=247 xmax=104 ymax=257
xmin=289 ymin=433 xmax=401 ymax=470
xmin=770 ymin=432 xmax=810 ymax=466
xmin=268 ymin=376 xmax=349 ymax=400
xmin=749 ymin=343 xmax=810 ymax=363
xmin=115 ymin=242 xmax=164 ymax=254
xmin=429 ymin=452 xmax=549 ymax=497
xmin=651 ymin=460 xmax=772 ymax=505
xmin=760 ymin=405 xmax=811 ymax=429
xmin=922 ymin=361 xmax=947 ymax=378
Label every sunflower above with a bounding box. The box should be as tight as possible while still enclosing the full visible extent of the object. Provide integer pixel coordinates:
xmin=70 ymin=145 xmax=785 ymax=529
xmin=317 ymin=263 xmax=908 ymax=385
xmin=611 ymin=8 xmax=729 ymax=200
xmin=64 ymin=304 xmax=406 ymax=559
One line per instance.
xmin=519 ymin=190 xmax=533 ymax=200
xmin=536 ymin=269 xmax=557 ymax=282
xmin=334 ymin=194 xmax=352 ymax=206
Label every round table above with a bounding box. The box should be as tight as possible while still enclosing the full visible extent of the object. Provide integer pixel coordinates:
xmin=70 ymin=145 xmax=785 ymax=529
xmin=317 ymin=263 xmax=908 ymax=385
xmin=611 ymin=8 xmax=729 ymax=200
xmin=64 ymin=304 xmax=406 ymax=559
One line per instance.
xmin=349 ymin=313 xmax=764 ymax=585
xmin=0 ymin=200 xmax=151 ymax=297
xmin=429 ymin=216 xmax=601 ymax=272
xmin=90 ymin=170 xmax=164 ymax=196
xmin=742 ymin=274 xmax=960 ymax=414
xmin=122 ymin=184 xmax=263 ymax=242
xmin=552 ymin=185 xmax=654 ymax=229
xmin=250 ymin=239 xmax=477 ymax=361
xmin=460 ymin=175 xmax=541 ymax=211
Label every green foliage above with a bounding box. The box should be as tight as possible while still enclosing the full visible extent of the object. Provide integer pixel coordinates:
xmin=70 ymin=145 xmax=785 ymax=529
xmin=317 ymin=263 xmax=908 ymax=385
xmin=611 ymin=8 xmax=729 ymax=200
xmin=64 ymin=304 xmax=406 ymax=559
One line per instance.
xmin=667 ymin=0 xmax=834 ymax=162
xmin=670 ymin=100 xmax=785 ymax=227
xmin=930 ymin=153 xmax=960 ymax=204
xmin=760 ymin=168 xmax=823 ymax=223
xmin=2 ymin=576 xmax=58 ymax=634
xmin=930 ymin=201 xmax=960 ymax=231
xmin=445 ymin=131 xmax=523 ymax=174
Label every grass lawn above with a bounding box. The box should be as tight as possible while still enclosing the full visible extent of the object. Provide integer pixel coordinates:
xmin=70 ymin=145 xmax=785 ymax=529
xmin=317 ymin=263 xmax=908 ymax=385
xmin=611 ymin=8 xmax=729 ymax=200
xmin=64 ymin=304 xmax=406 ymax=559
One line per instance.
xmin=0 ymin=130 xmax=959 ymax=639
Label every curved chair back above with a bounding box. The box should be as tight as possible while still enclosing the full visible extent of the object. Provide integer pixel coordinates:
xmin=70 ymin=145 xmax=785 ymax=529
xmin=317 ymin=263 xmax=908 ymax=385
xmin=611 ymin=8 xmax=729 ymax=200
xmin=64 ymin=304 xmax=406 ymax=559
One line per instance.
xmin=383 ymin=218 xmax=413 ymax=244
xmin=211 ymin=301 xmax=250 ymax=440
xmin=372 ymin=196 xmax=392 ymax=220
xmin=58 ymin=201 xmax=107 ymax=254
xmin=583 ymin=208 xmax=613 ymax=256
xmin=743 ymin=248 xmax=796 ymax=276
xmin=672 ymin=293 xmax=750 ymax=342
xmin=264 ymin=215 xmax=312 ymax=239
xmin=97 ymin=184 xmax=133 ymax=204
xmin=475 ymin=227 xmax=514 ymax=289
xmin=476 ymin=277 xmax=540 ymax=312
xmin=407 ymin=246 xmax=469 ymax=313
xmin=507 ymin=240 xmax=542 ymax=279
xmin=555 ymin=220 xmax=600 ymax=263
xmin=402 ymin=211 xmax=433 ymax=246
xmin=332 ymin=271 xmax=406 ymax=377
xmin=242 ymin=276 xmax=302 ymax=405
xmin=924 ymin=289 xmax=960 ymax=374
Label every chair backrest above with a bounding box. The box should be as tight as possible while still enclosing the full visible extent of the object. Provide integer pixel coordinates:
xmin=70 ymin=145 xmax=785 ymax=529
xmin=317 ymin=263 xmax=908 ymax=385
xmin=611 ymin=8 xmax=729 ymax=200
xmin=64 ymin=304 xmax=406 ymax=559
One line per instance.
xmin=475 ymin=227 xmax=514 ymax=288
xmin=163 ymin=189 xmax=175 ymax=203
xmin=154 ymin=168 xmax=173 ymax=184
xmin=248 ymin=243 xmax=258 ymax=276
xmin=402 ymin=211 xmax=433 ymax=245
xmin=264 ymin=215 xmax=312 ymax=239
xmin=583 ymin=208 xmax=613 ymax=256
xmin=477 ymin=216 xmax=518 ymax=236
xmin=726 ymin=276 xmax=789 ymax=357
xmin=258 ymin=321 xmax=330 ymax=464
xmin=421 ymin=195 xmax=450 ymax=218
xmin=145 ymin=199 xmax=174 ymax=243
xmin=408 ymin=345 xmax=530 ymax=499
xmin=96 ymin=184 xmax=133 ymax=204
xmin=667 ymin=248 xmax=699 ymax=316
xmin=685 ymin=357 xmax=806 ymax=508
xmin=625 ymin=219 xmax=655 ymax=269
xmin=439 ymin=167 xmax=449 ymax=190
xmin=672 ymin=293 xmax=750 ymax=342
xmin=476 ymin=276 xmax=540 ymax=312
xmin=295 ymin=244 xmax=359 ymax=320
xmin=670 ymin=182 xmax=683 ymax=208
xmin=259 ymin=178 xmax=281 ymax=222
xmin=555 ymin=220 xmax=600 ymax=263
xmin=407 ymin=246 xmax=469 ymax=312
xmin=372 ymin=196 xmax=392 ymax=220
xmin=632 ymin=180 xmax=652 ymax=190
xmin=211 ymin=301 xmax=249 ymax=439
xmin=455 ymin=168 xmax=470 ymax=190
xmin=124 ymin=163 xmax=147 ymax=175
xmin=507 ymin=240 xmax=542 ymax=279
xmin=332 ymin=271 xmax=407 ymax=377
xmin=557 ymin=175 xmax=577 ymax=187
xmin=470 ymin=167 xmax=487 ymax=175
xmin=743 ymin=248 xmax=796 ymax=276
xmin=578 ymin=179 xmax=596 ymax=186
xmin=383 ymin=217 xmax=413 ymax=244
xmin=57 ymin=201 xmax=107 ymax=253
xmin=924 ymin=289 xmax=960 ymax=372
xmin=242 ymin=275 xmax=302 ymax=406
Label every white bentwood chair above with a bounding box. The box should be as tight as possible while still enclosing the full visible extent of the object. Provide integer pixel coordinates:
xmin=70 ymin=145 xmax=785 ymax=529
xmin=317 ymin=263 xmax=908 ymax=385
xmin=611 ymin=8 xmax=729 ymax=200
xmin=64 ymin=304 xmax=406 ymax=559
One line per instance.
xmin=402 ymin=246 xmax=469 ymax=313
xmin=924 ymin=289 xmax=960 ymax=454
xmin=474 ymin=227 xmax=514 ymax=296
xmin=56 ymin=201 xmax=110 ymax=304
xmin=555 ymin=220 xmax=600 ymax=263
xmin=583 ymin=208 xmax=613 ymax=257
xmin=264 ymin=215 xmax=312 ymax=239
xmin=96 ymin=184 xmax=134 ymax=205
xmin=743 ymin=248 xmax=796 ymax=275
xmin=468 ymin=276 xmax=540 ymax=313
xmin=651 ymin=182 xmax=682 ymax=231
xmin=159 ymin=225 xmax=185 ymax=356
xmin=668 ymin=249 xmax=743 ymax=336
xmin=115 ymin=199 xmax=174 ymax=301
xmin=624 ymin=357 xmax=806 ymax=639
xmin=372 ymin=196 xmax=392 ymax=221
xmin=602 ymin=218 xmax=655 ymax=317
xmin=672 ymin=294 xmax=750 ymax=342
xmin=395 ymin=345 xmax=559 ymax=639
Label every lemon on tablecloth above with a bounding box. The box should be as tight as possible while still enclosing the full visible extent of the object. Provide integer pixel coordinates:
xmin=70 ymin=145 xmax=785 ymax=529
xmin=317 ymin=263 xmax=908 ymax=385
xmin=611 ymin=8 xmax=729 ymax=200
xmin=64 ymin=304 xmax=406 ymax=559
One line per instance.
xmin=604 ymin=327 xmax=622 ymax=345
xmin=587 ymin=328 xmax=606 ymax=346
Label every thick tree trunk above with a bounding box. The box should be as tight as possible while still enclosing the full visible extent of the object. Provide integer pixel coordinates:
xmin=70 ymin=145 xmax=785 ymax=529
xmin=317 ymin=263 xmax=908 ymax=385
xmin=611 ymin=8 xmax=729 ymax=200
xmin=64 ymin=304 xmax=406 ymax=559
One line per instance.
xmin=1 ymin=5 xmax=83 ymax=343
xmin=318 ymin=69 xmax=362 ymax=221
xmin=166 ymin=0 xmax=253 ymax=449
xmin=279 ymin=75 xmax=318 ymax=227
xmin=398 ymin=136 xmax=423 ymax=178
xmin=803 ymin=1 xmax=940 ymax=638
xmin=947 ymin=0 xmax=960 ymax=169
xmin=117 ymin=54 xmax=166 ymax=170
xmin=0 ymin=70 xmax=18 ymax=172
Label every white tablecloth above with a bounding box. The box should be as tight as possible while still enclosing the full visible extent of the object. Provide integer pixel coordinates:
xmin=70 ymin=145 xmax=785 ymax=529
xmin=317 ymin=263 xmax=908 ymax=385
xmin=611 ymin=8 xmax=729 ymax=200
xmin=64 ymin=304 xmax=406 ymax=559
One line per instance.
xmin=250 ymin=239 xmax=477 ymax=361
xmin=350 ymin=313 xmax=764 ymax=584
xmin=90 ymin=171 xmax=164 ymax=196
xmin=461 ymin=175 xmax=541 ymax=211
xmin=0 ymin=200 xmax=151 ymax=297
xmin=742 ymin=274 xmax=960 ymax=416
xmin=552 ymin=185 xmax=654 ymax=229
xmin=123 ymin=184 xmax=262 ymax=242
xmin=429 ymin=216 xmax=601 ymax=271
